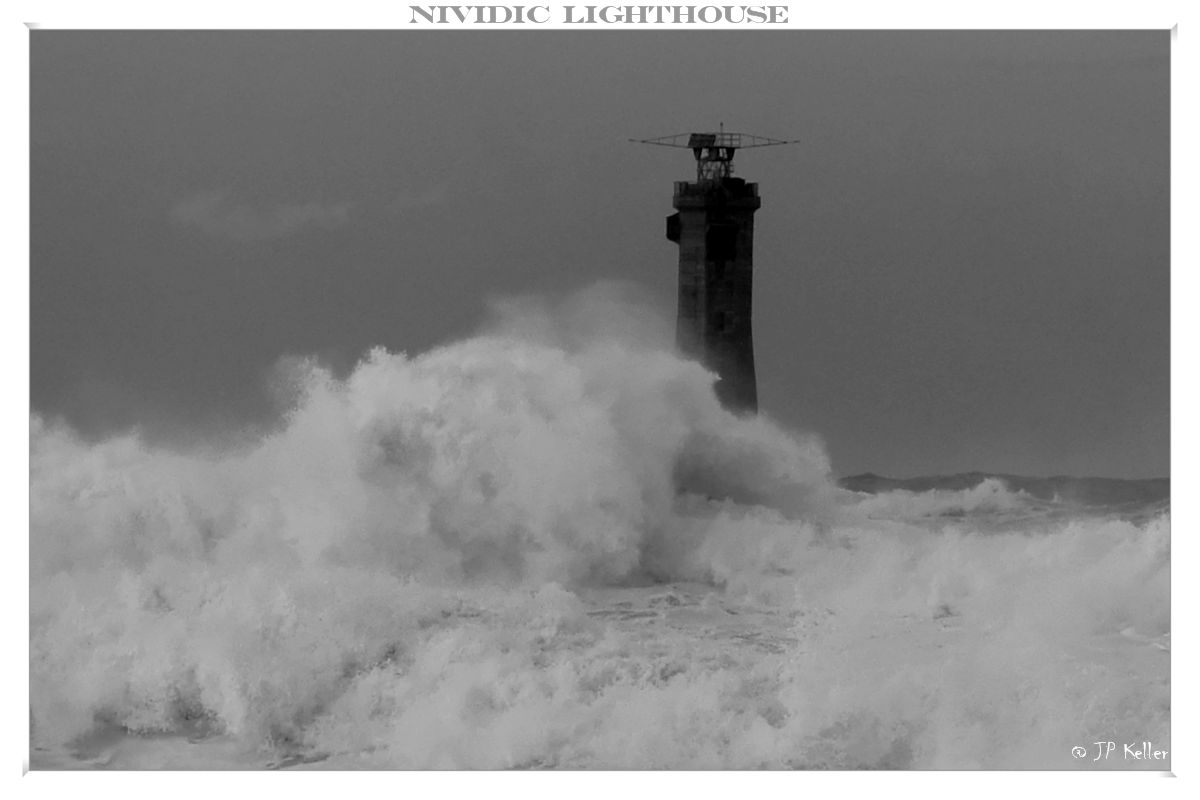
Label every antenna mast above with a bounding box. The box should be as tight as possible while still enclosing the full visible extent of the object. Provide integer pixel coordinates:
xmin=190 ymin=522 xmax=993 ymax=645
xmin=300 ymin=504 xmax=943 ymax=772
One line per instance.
xmin=631 ymin=126 xmax=796 ymax=183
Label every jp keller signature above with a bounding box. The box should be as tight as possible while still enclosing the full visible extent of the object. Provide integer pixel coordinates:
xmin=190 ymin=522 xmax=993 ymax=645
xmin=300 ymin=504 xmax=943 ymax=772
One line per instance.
xmin=1072 ymin=742 xmax=1169 ymax=762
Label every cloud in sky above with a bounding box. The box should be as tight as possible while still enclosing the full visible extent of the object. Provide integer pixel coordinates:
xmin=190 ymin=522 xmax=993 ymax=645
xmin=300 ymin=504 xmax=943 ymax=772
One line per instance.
xmin=387 ymin=185 xmax=450 ymax=214
xmin=170 ymin=190 xmax=352 ymax=242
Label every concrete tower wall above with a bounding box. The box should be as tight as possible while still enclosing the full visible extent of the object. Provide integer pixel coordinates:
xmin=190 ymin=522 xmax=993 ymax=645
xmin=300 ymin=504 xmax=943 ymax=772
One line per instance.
xmin=666 ymin=177 xmax=760 ymax=413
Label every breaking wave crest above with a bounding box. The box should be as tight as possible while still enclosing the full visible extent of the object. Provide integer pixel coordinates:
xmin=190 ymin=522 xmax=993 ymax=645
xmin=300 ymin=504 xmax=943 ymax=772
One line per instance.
xmin=29 ymin=290 xmax=1168 ymax=769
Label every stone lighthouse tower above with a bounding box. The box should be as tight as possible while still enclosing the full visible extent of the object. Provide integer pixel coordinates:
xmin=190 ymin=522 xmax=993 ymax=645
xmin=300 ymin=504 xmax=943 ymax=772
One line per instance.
xmin=635 ymin=129 xmax=793 ymax=414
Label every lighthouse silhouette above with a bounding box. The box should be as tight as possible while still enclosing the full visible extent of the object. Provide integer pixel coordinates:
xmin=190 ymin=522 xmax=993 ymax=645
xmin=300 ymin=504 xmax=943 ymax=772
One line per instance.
xmin=635 ymin=129 xmax=793 ymax=414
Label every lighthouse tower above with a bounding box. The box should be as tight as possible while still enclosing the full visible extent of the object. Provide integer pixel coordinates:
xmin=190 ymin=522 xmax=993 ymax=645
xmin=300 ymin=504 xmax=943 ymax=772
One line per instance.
xmin=635 ymin=130 xmax=793 ymax=414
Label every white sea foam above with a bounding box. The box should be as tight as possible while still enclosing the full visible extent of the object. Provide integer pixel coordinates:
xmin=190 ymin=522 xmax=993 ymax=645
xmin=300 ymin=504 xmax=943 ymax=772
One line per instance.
xmin=29 ymin=290 xmax=1169 ymax=769
xmin=847 ymin=477 xmax=1037 ymax=521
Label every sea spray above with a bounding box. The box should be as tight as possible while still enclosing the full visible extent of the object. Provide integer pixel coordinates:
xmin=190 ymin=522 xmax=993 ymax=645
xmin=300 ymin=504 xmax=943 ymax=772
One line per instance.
xmin=30 ymin=308 xmax=834 ymax=755
xmin=29 ymin=291 xmax=1167 ymax=768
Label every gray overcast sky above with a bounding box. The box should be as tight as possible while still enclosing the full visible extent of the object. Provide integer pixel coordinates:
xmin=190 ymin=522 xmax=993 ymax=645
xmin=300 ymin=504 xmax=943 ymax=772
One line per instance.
xmin=30 ymin=30 xmax=1169 ymax=478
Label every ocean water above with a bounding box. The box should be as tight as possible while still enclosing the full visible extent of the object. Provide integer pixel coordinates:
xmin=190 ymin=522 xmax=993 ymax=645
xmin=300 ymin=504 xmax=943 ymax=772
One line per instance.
xmin=29 ymin=299 xmax=1169 ymax=770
